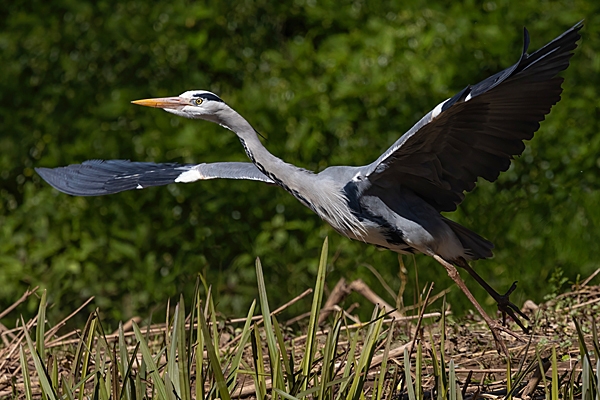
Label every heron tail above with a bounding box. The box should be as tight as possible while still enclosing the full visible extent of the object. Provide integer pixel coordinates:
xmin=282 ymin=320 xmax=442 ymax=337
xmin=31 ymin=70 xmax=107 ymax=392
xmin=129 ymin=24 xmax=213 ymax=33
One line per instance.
xmin=442 ymin=217 xmax=494 ymax=260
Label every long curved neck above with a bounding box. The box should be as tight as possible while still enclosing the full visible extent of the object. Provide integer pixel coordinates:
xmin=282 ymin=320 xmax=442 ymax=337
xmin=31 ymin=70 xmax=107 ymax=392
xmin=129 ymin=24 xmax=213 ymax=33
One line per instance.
xmin=213 ymin=104 xmax=366 ymax=238
xmin=217 ymin=106 xmax=314 ymax=192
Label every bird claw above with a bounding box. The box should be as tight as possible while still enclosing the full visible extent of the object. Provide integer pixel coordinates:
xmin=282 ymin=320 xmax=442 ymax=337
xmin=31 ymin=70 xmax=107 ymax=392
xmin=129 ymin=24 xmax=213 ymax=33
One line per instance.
xmin=493 ymin=281 xmax=531 ymax=334
xmin=457 ymin=261 xmax=532 ymax=334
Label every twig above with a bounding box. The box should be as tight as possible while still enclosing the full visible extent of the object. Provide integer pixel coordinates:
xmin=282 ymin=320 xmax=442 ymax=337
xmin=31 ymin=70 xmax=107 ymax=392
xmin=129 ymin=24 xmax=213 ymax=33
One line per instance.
xmin=318 ymin=278 xmax=350 ymax=324
xmin=370 ymin=342 xmax=412 ymax=368
xmin=570 ymin=295 xmax=600 ymax=310
xmin=44 ymin=296 xmax=95 ymax=340
xmin=401 ymin=287 xmax=451 ymax=313
xmin=225 ymin=288 xmax=314 ymax=349
xmin=110 ymin=316 xmax=142 ymax=335
xmin=0 ymin=321 xmax=15 ymax=344
xmin=448 ymin=367 xmax=583 ymax=374
xmin=580 ymin=268 xmax=600 ymax=287
xmin=0 ymin=286 xmax=39 ymax=320
xmin=0 ymin=317 xmax=37 ymax=374
xmin=520 ymin=358 xmax=551 ymax=398
xmin=228 ymin=288 xmax=313 ymax=324
xmin=462 ymin=370 xmax=473 ymax=399
xmin=348 ymin=279 xmax=404 ymax=320
xmin=45 ymin=329 xmax=81 ymax=348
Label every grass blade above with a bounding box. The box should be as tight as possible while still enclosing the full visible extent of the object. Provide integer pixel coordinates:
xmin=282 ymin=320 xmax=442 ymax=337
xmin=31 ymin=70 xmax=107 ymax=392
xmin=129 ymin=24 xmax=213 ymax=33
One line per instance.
xmin=274 ymin=387 xmax=301 ymax=400
xmin=177 ymin=295 xmax=192 ymax=400
xmin=583 ymin=356 xmax=591 ymax=400
xmin=591 ymin=319 xmax=600 ymax=369
xmin=19 ymin=345 xmax=33 ymax=400
xmin=318 ymin=314 xmax=343 ymax=400
xmin=374 ymin=320 xmax=394 ymax=400
xmin=50 ymin=354 xmax=58 ymax=395
xmin=597 ymin=358 xmax=600 ymax=400
xmin=61 ymin=378 xmax=76 ymax=400
xmin=22 ymin=318 xmax=58 ymax=400
xmin=228 ymin=300 xmax=257 ymax=391
xmin=36 ymin=290 xmax=47 ymax=365
xmin=198 ymin=305 xmax=231 ymax=400
xmin=334 ymin=328 xmax=358 ymax=400
xmin=167 ymin=303 xmax=181 ymax=398
xmin=118 ymin=323 xmax=133 ymax=400
xmin=552 ymin=347 xmax=559 ymax=400
xmin=575 ymin=318 xmax=599 ymax=395
xmin=536 ymin=350 xmax=550 ymax=400
xmin=506 ymin=355 xmax=512 ymax=400
xmin=273 ymin=315 xmax=294 ymax=391
xmin=439 ymin=297 xmax=448 ymax=398
xmin=348 ymin=306 xmax=384 ymax=400
xmin=188 ymin=278 xmax=200 ymax=378
xmin=449 ymin=359 xmax=458 ymax=400
xmin=111 ymin=345 xmax=119 ymax=400
xmin=195 ymin=290 xmax=205 ymax=400
xmin=119 ymin=342 xmax=140 ymax=400
xmin=132 ymin=321 xmax=169 ymax=400
xmin=164 ymin=372 xmax=178 ymax=400
xmin=416 ymin=341 xmax=422 ymax=400
xmin=301 ymin=237 xmax=329 ymax=389
xmin=251 ymin=326 xmax=267 ymax=400
xmin=176 ymin=295 xmax=191 ymax=400
xmin=73 ymin=312 xmax=97 ymax=400
xmin=255 ymin=257 xmax=283 ymax=394
xmin=198 ymin=275 xmax=221 ymax=370
xmin=404 ymin=346 xmax=416 ymax=400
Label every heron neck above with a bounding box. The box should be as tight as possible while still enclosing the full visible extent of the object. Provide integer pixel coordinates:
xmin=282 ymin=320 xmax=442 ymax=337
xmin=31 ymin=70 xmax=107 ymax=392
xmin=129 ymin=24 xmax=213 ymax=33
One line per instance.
xmin=218 ymin=106 xmax=365 ymax=238
xmin=221 ymin=108 xmax=312 ymax=186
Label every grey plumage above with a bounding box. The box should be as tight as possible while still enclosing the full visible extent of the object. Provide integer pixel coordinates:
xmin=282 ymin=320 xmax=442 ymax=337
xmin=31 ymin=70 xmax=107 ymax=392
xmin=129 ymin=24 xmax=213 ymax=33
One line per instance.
xmin=36 ymin=160 xmax=273 ymax=196
xmin=36 ymin=22 xmax=583 ymax=337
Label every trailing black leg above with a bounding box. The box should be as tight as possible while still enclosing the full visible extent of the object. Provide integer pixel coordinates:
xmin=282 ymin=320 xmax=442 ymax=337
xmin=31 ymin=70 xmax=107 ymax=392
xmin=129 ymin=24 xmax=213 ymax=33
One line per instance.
xmin=456 ymin=258 xmax=530 ymax=333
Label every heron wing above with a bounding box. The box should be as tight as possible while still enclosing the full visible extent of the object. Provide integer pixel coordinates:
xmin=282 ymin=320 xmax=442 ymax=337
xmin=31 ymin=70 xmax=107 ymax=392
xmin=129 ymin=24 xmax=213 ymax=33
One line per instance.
xmin=36 ymin=160 xmax=274 ymax=196
xmin=364 ymin=21 xmax=582 ymax=212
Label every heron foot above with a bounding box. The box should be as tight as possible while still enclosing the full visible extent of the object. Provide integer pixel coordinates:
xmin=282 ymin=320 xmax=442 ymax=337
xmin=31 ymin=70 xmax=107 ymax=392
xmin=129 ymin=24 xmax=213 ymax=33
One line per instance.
xmin=489 ymin=281 xmax=531 ymax=333
xmin=455 ymin=260 xmax=531 ymax=334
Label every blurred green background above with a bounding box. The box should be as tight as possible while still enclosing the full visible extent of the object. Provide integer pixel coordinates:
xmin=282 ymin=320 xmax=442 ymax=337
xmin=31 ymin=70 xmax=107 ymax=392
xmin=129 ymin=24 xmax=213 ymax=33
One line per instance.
xmin=1 ymin=0 xmax=599 ymax=327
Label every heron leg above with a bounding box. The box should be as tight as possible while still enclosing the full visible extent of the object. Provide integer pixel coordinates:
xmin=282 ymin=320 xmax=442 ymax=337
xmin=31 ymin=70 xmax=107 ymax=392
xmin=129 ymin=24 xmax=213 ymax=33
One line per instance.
xmin=455 ymin=259 xmax=530 ymax=333
xmin=433 ymin=255 xmax=517 ymax=357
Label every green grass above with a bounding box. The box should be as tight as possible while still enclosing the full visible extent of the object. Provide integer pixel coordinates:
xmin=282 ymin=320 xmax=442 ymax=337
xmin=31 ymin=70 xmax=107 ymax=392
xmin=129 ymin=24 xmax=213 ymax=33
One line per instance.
xmin=2 ymin=238 xmax=600 ymax=399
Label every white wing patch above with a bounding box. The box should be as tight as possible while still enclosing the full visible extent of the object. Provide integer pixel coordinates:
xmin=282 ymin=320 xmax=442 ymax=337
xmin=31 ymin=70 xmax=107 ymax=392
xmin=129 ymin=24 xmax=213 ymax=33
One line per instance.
xmin=430 ymin=99 xmax=447 ymax=120
xmin=175 ymin=169 xmax=206 ymax=183
xmin=136 ymin=184 xmax=143 ymax=189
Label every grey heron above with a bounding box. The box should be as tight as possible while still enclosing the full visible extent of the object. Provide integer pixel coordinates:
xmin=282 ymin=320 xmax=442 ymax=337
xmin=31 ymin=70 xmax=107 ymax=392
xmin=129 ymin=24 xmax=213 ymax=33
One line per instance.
xmin=37 ymin=22 xmax=582 ymax=353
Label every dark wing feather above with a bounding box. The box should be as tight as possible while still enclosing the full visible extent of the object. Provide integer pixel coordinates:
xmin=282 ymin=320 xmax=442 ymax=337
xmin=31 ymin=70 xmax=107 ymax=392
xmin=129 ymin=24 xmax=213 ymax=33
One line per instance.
xmin=364 ymin=21 xmax=582 ymax=212
xmin=36 ymin=160 xmax=274 ymax=196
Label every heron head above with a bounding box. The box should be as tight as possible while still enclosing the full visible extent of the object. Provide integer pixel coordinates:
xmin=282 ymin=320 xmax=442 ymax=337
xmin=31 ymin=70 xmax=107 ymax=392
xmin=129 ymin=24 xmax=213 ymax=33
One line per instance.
xmin=131 ymin=90 xmax=227 ymax=123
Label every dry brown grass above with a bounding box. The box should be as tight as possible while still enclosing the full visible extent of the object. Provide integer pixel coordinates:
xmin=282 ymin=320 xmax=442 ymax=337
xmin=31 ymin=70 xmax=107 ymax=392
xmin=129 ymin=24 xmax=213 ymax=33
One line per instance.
xmin=1 ymin=268 xmax=599 ymax=399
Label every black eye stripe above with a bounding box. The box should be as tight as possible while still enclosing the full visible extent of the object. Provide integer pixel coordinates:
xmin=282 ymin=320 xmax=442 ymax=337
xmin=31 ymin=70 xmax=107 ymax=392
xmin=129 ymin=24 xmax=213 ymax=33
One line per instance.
xmin=192 ymin=93 xmax=224 ymax=103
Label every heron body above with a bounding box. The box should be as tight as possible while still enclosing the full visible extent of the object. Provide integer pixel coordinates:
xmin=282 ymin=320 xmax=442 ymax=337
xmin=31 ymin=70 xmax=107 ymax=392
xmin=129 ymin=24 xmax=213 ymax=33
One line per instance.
xmin=37 ymin=22 xmax=583 ymax=344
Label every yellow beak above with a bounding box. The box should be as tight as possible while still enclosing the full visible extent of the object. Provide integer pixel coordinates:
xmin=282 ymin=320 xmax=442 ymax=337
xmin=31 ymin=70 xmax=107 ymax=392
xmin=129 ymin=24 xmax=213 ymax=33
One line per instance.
xmin=131 ymin=97 xmax=188 ymax=109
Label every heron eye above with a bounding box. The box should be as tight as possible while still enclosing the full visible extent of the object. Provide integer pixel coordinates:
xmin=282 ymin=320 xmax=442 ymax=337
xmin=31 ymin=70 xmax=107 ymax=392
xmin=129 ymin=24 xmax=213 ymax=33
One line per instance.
xmin=194 ymin=98 xmax=203 ymax=106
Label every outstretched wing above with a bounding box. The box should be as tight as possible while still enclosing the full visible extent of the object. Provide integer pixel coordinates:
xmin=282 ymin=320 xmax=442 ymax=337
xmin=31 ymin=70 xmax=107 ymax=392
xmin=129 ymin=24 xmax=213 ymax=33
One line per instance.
xmin=36 ymin=160 xmax=274 ymax=196
xmin=364 ymin=21 xmax=582 ymax=212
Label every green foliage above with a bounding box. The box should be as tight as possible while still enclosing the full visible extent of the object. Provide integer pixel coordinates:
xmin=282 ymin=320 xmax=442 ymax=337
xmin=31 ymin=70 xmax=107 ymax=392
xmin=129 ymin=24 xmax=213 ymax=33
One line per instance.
xmin=2 ymin=0 xmax=600 ymax=325
xmin=544 ymin=267 xmax=570 ymax=301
